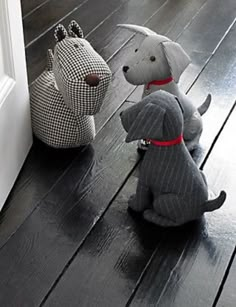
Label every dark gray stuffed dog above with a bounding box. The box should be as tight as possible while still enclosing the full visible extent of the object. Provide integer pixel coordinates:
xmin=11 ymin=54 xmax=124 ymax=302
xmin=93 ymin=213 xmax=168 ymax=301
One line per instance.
xmin=120 ymin=91 xmax=226 ymax=227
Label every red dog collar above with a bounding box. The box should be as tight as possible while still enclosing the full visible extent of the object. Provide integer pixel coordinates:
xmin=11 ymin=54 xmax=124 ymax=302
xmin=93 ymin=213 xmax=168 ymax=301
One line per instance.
xmin=147 ymin=134 xmax=183 ymax=146
xmin=146 ymin=77 xmax=173 ymax=89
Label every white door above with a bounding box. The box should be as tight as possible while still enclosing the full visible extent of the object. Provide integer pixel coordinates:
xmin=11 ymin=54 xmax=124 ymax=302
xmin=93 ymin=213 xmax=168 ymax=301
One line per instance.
xmin=0 ymin=0 xmax=32 ymax=210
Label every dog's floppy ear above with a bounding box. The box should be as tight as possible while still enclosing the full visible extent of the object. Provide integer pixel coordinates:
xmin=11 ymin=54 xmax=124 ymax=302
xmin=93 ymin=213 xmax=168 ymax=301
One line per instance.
xmin=120 ymin=101 xmax=145 ymax=133
xmin=117 ymin=24 xmax=157 ymax=36
xmin=162 ymin=41 xmax=191 ymax=83
xmin=125 ymin=102 xmax=165 ymax=142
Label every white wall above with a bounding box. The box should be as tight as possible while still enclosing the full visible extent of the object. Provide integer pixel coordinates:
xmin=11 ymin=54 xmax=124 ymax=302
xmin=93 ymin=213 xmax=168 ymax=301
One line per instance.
xmin=0 ymin=33 xmax=5 ymax=83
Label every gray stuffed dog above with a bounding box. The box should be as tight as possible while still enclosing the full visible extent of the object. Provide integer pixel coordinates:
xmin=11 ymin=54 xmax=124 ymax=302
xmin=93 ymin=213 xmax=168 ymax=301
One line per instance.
xmin=120 ymin=90 xmax=226 ymax=227
xmin=118 ymin=24 xmax=211 ymax=152
xmin=30 ymin=20 xmax=112 ymax=148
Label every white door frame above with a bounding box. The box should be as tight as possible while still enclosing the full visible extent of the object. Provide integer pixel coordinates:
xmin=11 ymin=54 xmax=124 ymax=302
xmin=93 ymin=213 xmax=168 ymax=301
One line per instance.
xmin=0 ymin=0 xmax=32 ymax=210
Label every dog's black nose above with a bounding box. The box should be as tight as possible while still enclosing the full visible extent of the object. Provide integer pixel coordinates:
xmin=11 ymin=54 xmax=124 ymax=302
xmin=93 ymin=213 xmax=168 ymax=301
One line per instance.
xmin=123 ymin=66 xmax=129 ymax=73
xmin=85 ymin=74 xmax=100 ymax=86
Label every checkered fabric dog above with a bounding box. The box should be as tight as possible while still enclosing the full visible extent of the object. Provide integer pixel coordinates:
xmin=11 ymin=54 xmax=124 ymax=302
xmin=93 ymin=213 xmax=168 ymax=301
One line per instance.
xmin=118 ymin=24 xmax=211 ymax=152
xmin=120 ymin=91 xmax=226 ymax=227
xmin=30 ymin=20 xmax=112 ymax=148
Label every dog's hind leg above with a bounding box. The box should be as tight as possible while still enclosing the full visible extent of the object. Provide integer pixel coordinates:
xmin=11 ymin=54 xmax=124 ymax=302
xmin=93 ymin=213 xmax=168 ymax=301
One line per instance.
xmin=128 ymin=182 xmax=152 ymax=212
xmin=143 ymin=209 xmax=178 ymax=227
xmin=152 ymin=194 xmax=196 ymax=225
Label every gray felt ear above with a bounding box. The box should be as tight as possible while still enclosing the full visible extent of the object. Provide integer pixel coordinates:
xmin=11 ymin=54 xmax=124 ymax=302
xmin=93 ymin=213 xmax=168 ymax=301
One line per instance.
xmin=117 ymin=24 xmax=157 ymax=36
xmin=120 ymin=101 xmax=145 ymax=133
xmin=126 ymin=102 xmax=165 ymax=142
xmin=162 ymin=41 xmax=191 ymax=82
xmin=46 ymin=49 xmax=54 ymax=71
xmin=68 ymin=20 xmax=84 ymax=38
xmin=54 ymin=24 xmax=68 ymax=42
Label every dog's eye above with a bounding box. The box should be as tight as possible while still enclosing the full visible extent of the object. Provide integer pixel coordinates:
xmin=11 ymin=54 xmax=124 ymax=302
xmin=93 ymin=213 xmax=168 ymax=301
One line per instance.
xmin=150 ymin=56 xmax=156 ymax=62
xmin=135 ymin=48 xmax=138 ymax=52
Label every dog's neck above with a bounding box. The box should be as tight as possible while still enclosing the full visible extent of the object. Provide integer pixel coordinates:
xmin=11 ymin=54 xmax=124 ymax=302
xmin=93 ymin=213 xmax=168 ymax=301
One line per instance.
xmin=143 ymin=77 xmax=180 ymax=98
xmin=146 ymin=76 xmax=173 ymax=89
xmin=147 ymin=134 xmax=183 ymax=147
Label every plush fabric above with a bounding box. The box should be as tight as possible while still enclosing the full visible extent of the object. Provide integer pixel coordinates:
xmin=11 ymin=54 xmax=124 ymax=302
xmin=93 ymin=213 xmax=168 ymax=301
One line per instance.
xmin=117 ymin=24 xmax=211 ymax=151
xmin=120 ymin=91 xmax=226 ymax=227
xmin=30 ymin=21 xmax=112 ymax=148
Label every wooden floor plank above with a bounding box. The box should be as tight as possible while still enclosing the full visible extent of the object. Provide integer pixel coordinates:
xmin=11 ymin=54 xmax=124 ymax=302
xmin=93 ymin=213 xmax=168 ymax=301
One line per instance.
xmin=23 ymin=0 xmax=87 ymax=46
xmin=216 ymin=250 xmax=236 ymax=307
xmin=43 ymin=166 xmax=202 ymax=307
xmin=0 ymin=139 xmax=83 ymax=249
xmin=0 ymin=102 xmax=138 ymax=307
xmin=177 ymin=0 xmax=236 ymax=56
xmin=41 ymin=9 xmax=236 ymax=307
xmin=0 ymin=145 xmax=97 ymax=307
xmin=21 ymin=0 xmax=50 ymax=18
xmin=89 ymin=0 xmax=168 ymax=61
xmin=183 ymin=19 xmax=236 ymax=166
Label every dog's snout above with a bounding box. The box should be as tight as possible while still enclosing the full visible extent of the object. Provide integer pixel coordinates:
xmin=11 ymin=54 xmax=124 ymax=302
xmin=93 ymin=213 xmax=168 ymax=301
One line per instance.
xmin=85 ymin=74 xmax=100 ymax=86
xmin=123 ymin=66 xmax=129 ymax=73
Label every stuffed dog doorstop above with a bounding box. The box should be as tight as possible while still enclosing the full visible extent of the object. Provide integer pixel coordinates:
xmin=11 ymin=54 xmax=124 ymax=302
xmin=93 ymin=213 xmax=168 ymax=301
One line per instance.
xmin=30 ymin=20 xmax=112 ymax=148
xmin=118 ymin=24 xmax=211 ymax=152
xmin=120 ymin=90 xmax=226 ymax=227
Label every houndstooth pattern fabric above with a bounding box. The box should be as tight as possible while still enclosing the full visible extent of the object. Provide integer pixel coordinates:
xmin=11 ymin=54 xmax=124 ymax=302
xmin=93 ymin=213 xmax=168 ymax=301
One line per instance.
xmin=53 ymin=37 xmax=111 ymax=116
xmin=30 ymin=21 xmax=111 ymax=148
xmin=31 ymin=71 xmax=95 ymax=148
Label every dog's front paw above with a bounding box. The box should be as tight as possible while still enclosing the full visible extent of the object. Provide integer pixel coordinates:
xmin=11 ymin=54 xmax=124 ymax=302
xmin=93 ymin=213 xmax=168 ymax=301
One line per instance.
xmin=127 ymin=194 xmax=143 ymax=218
xmin=128 ymin=194 xmax=136 ymax=204
xmin=127 ymin=206 xmax=143 ymax=218
xmin=128 ymin=194 xmax=141 ymax=212
xmin=128 ymin=194 xmax=137 ymax=208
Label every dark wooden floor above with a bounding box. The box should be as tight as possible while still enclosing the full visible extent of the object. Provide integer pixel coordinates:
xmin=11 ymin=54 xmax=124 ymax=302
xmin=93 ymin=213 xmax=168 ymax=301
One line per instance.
xmin=0 ymin=0 xmax=236 ymax=306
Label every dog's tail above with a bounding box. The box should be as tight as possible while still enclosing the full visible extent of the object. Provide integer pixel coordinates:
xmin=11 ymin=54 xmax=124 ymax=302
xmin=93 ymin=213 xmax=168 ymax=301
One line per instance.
xmin=197 ymin=94 xmax=211 ymax=116
xmin=203 ymin=190 xmax=226 ymax=213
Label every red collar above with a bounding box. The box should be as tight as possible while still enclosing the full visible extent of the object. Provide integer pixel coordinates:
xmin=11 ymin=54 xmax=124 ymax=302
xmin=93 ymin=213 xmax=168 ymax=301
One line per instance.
xmin=146 ymin=76 xmax=173 ymax=89
xmin=147 ymin=134 xmax=183 ymax=147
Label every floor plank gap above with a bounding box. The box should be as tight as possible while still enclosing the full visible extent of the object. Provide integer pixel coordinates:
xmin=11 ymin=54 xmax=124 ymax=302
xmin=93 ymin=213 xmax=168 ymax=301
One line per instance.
xmin=212 ymin=246 xmax=236 ymax=307
xmin=200 ymin=101 xmax=236 ymax=170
